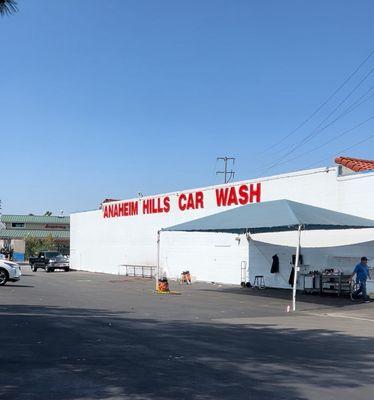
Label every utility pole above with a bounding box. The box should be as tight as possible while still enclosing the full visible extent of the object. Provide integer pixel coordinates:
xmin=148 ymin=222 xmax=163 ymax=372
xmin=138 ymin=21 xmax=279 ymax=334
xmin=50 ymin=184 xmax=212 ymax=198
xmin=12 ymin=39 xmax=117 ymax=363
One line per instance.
xmin=216 ymin=156 xmax=236 ymax=183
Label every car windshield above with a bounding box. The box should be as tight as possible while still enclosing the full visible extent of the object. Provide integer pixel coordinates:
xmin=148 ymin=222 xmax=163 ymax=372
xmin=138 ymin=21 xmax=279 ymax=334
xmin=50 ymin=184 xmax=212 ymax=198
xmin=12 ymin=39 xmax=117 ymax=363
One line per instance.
xmin=44 ymin=252 xmax=62 ymax=258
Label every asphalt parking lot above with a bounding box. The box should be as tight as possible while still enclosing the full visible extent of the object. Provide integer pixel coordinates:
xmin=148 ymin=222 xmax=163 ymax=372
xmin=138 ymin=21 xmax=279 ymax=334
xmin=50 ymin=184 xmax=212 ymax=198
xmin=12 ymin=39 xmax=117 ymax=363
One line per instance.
xmin=1 ymin=266 xmax=374 ymax=400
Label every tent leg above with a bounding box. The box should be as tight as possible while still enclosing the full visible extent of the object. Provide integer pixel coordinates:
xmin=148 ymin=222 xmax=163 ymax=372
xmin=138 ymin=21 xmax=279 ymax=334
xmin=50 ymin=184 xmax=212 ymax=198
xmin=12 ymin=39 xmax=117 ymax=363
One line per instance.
xmin=156 ymin=230 xmax=161 ymax=291
xmin=246 ymin=232 xmax=251 ymax=285
xmin=292 ymin=225 xmax=302 ymax=312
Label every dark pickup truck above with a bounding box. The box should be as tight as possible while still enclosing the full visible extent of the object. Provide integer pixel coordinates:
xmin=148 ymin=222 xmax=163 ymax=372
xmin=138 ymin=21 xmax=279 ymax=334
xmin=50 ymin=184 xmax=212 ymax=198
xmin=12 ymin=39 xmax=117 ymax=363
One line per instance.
xmin=29 ymin=251 xmax=70 ymax=272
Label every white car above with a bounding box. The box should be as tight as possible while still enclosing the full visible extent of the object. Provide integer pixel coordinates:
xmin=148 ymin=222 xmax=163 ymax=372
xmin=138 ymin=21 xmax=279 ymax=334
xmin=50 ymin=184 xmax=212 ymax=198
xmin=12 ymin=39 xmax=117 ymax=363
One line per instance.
xmin=0 ymin=254 xmax=22 ymax=285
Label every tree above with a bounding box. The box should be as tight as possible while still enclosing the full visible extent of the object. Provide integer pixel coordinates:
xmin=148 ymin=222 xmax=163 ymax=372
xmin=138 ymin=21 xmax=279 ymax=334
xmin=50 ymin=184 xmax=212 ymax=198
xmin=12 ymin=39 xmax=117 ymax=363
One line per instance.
xmin=25 ymin=237 xmax=44 ymax=259
xmin=0 ymin=0 xmax=18 ymax=16
xmin=25 ymin=235 xmax=57 ymax=259
xmin=44 ymin=234 xmax=57 ymax=252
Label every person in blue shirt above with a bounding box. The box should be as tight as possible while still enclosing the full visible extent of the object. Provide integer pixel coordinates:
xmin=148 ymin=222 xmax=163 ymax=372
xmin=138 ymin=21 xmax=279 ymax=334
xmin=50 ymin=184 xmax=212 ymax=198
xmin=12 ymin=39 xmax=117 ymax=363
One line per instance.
xmin=349 ymin=257 xmax=371 ymax=302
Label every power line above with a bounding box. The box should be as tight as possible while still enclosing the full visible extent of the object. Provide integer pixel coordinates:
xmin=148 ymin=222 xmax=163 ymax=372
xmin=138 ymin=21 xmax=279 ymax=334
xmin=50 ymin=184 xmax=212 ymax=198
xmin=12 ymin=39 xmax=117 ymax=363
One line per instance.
xmin=264 ymin=114 xmax=374 ymax=168
xmin=340 ymin=85 xmax=374 ymax=115
xmin=306 ymin=133 xmax=374 ymax=169
xmin=315 ymin=84 xmax=374 ymax=132
xmin=269 ymin=64 xmax=374 ymax=167
xmin=260 ymin=48 xmax=374 ymax=154
xmin=263 ymin=88 xmax=374 ymax=169
xmin=265 ymin=64 xmax=374 ymax=171
xmin=261 ymin=86 xmax=374 ymax=167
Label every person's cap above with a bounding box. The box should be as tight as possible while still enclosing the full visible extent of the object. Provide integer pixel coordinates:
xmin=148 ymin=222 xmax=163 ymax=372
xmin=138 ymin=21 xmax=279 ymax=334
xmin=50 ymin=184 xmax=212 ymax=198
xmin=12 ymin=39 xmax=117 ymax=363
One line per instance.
xmin=361 ymin=256 xmax=368 ymax=261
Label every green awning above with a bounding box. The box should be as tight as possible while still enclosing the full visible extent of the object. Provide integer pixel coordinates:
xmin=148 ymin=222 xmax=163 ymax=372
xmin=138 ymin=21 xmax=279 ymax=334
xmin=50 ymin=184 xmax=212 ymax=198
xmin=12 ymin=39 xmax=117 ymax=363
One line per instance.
xmin=0 ymin=215 xmax=70 ymax=224
xmin=0 ymin=229 xmax=70 ymax=239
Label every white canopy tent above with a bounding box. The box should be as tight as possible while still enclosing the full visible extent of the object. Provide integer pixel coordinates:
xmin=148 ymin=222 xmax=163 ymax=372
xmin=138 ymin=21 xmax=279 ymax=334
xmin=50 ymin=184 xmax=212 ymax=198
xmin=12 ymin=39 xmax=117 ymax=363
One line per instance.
xmin=159 ymin=200 xmax=374 ymax=310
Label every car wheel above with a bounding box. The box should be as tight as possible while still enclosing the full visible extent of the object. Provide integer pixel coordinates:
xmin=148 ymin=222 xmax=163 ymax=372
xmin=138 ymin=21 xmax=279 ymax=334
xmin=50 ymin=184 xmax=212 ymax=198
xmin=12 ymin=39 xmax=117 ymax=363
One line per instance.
xmin=45 ymin=266 xmax=51 ymax=273
xmin=64 ymin=267 xmax=70 ymax=272
xmin=0 ymin=269 xmax=9 ymax=286
xmin=31 ymin=265 xmax=37 ymax=272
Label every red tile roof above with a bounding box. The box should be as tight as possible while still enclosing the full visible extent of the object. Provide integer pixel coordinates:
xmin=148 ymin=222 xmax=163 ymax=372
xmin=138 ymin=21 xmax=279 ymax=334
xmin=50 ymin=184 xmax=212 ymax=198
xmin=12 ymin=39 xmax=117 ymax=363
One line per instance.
xmin=335 ymin=156 xmax=374 ymax=172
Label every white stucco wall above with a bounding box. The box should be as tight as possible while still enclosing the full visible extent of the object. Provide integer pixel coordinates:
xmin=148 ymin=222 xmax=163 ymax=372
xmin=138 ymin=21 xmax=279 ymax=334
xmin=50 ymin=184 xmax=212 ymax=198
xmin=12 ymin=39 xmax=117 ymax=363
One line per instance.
xmin=71 ymin=166 xmax=374 ymax=287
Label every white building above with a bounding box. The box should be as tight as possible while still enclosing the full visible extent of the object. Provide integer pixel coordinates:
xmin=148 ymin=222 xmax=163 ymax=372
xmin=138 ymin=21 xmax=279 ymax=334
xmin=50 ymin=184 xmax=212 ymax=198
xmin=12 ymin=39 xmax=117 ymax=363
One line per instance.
xmin=71 ymin=157 xmax=374 ymax=289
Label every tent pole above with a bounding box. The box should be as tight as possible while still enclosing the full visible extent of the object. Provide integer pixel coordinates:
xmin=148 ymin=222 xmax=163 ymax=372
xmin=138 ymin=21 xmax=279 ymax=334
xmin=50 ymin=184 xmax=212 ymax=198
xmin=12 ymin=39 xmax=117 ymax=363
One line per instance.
xmin=246 ymin=230 xmax=251 ymax=285
xmin=292 ymin=225 xmax=302 ymax=312
xmin=156 ymin=230 xmax=161 ymax=291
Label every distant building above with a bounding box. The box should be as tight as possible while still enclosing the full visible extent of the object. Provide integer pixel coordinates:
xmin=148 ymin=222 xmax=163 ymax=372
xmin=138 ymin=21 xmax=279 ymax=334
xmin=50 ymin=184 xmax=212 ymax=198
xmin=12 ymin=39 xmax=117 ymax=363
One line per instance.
xmin=0 ymin=215 xmax=70 ymax=261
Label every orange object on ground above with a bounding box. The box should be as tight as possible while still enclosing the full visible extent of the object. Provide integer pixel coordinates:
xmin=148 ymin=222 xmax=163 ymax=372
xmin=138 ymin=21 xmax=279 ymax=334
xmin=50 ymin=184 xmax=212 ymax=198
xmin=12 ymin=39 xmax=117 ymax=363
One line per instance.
xmin=157 ymin=279 xmax=169 ymax=292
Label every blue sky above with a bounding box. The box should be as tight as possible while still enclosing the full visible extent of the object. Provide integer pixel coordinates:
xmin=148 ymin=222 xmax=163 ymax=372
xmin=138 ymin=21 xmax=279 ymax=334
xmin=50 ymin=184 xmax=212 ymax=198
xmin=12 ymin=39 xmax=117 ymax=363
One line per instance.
xmin=1 ymin=0 xmax=374 ymax=214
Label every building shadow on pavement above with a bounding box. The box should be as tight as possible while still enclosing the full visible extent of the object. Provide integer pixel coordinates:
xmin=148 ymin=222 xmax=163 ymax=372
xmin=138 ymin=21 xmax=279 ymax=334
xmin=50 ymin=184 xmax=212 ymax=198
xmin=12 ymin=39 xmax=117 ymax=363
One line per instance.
xmin=0 ymin=304 xmax=373 ymax=400
xmin=198 ymin=285 xmax=358 ymax=309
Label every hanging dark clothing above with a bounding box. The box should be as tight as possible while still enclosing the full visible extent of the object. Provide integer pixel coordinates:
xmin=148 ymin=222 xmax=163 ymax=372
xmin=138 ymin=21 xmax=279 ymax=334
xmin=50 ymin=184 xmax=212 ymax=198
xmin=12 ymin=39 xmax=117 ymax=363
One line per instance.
xmin=288 ymin=267 xmax=295 ymax=286
xmin=271 ymin=255 xmax=279 ymax=273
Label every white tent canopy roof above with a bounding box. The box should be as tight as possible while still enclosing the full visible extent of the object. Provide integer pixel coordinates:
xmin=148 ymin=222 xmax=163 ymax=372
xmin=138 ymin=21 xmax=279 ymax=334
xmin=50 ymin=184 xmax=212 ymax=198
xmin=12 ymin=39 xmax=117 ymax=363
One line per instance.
xmin=163 ymin=199 xmax=374 ymax=234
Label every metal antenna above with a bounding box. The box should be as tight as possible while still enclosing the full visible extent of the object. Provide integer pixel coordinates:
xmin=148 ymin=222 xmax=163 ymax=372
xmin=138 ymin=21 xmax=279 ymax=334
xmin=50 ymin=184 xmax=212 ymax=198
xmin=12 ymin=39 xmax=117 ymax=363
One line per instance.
xmin=216 ymin=156 xmax=236 ymax=183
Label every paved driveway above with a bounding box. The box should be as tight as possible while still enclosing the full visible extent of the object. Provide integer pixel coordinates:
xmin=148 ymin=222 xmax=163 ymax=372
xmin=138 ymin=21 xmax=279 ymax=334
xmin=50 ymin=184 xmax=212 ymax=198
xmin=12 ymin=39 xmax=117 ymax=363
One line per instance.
xmin=1 ymin=266 xmax=373 ymax=400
